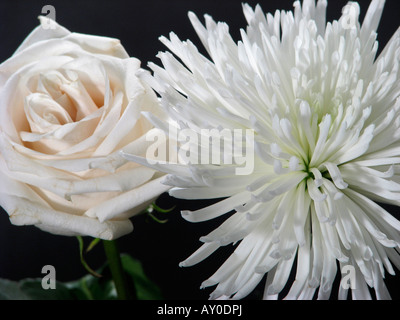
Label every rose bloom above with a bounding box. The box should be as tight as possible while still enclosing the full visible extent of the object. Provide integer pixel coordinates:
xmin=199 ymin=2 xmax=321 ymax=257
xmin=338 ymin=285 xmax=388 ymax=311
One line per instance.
xmin=0 ymin=17 xmax=170 ymax=240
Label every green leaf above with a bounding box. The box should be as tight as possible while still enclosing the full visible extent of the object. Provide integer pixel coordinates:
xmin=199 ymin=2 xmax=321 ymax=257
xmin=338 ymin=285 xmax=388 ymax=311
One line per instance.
xmin=146 ymin=211 xmax=169 ymax=224
xmin=144 ymin=202 xmax=176 ymax=224
xmin=65 ymin=273 xmax=117 ymax=300
xmin=0 ymin=278 xmax=75 ymax=300
xmin=86 ymin=238 xmax=101 ymax=253
xmin=0 ymin=254 xmax=162 ymax=300
xmin=120 ymin=254 xmax=163 ymax=300
xmin=151 ymin=203 xmax=176 ymax=213
xmin=0 ymin=278 xmax=30 ymax=300
xmin=64 ymin=254 xmax=163 ymax=300
xmin=19 ymin=279 xmax=75 ymax=300
xmin=76 ymin=236 xmax=102 ymax=278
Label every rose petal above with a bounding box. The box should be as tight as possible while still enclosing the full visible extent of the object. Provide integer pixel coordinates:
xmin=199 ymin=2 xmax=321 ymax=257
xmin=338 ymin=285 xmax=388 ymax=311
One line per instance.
xmin=26 ymin=93 xmax=73 ymax=127
xmin=86 ymin=175 xmax=170 ymax=222
xmin=21 ymin=107 xmax=102 ymax=142
xmin=10 ymin=134 xmax=152 ymax=172
xmin=1 ymin=133 xmax=77 ymax=179
xmin=0 ymin=40 xmax=80 ymax=82
xmin=2 ymin=16 xmax=128 ymax=80
xmin=0 ymin=165 xmax=132 ymax=240
xmin=60 ymin=77 xmax=99 ymax=121
xmin=100 ymin=57 xmax=141 ymax=99
xmin=0 ymin=55 xmax=75 ymax=143
xmin=2 ymin=193 xmax=132 ymax=240
xmin=21 ymin=109 xmax=102 ymax=154
xmin=57 ymin=90 xmax=123 ymax=156
xmin=0 ymin=16 xmax=69 ymax=87
xmin=63 ymin=165 xmax=156 ymax=199
xmin=60 ymin=57 xmax=107 ymax=107
xmin=37 ymin=217 xmax=133 ymax=240
xmin=0 ymin=160 xmax=48 ymax=206
xmin=89 ymin=132 xmax=156 ymax=172
xmin=36 ymin=156 xmax=105 ymax=172
xmin=14 ymin=17 xmax=70 ymax=55
xmin=65 ymin=32 xmax=129 ymax=59
xmin=93 ymin=100 xmax=142 ymax=156
xmin=2 ymin=133 xmax=160 ymax=200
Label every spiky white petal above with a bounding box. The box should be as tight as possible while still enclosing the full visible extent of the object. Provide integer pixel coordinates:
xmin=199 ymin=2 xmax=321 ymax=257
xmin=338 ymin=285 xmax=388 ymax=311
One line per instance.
xmin=139 ymin=0 xmax=400 ymax=299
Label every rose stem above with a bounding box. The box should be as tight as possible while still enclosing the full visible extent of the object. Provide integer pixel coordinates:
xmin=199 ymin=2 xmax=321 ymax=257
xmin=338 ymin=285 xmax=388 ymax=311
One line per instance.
xmin=102 ymin=240 xmax=134 ymax=300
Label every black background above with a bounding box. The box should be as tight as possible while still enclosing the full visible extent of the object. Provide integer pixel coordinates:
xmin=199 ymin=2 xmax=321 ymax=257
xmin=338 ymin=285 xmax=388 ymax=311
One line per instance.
xmin=0 ymin=0 xmax=399 ymax=301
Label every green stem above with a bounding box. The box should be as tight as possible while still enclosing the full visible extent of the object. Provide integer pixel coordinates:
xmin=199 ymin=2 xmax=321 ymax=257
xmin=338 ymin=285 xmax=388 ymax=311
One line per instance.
xmin=102 ymin=240 xmax=133 ymax=300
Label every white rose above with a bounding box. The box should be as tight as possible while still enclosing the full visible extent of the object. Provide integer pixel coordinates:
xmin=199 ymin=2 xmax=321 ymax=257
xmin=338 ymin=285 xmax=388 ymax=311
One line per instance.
xmin=0 ymin=17 xmax=170 ymax=240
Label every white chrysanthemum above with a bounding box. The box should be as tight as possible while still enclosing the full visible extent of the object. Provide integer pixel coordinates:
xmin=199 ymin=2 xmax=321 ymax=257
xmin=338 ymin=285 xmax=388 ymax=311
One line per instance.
xmin=129 ymin=0 xmax=400 ymax=299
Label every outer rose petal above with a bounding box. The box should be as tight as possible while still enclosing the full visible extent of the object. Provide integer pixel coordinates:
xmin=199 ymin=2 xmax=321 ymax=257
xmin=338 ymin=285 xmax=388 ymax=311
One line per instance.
xmin=0 ymin=168 xmax=133 ymax=240
xmin=0 ymin=17 xmax=127 ymax=88
xmin=14 ymin=17 xmax=70 ymax=55
xmin=1 ymin=134 xmax=159 ymax=200
xmin=86 ymin=175 xmax=171 ymax=222
xmin=6 ymin=195 xmax=133 ymax=240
